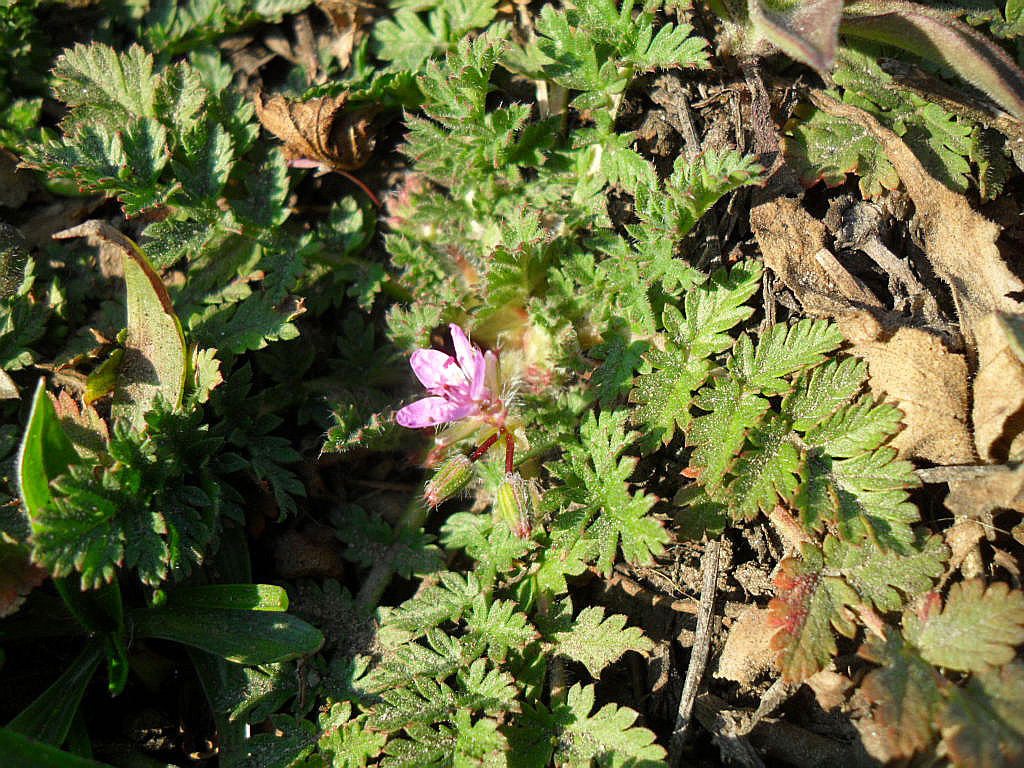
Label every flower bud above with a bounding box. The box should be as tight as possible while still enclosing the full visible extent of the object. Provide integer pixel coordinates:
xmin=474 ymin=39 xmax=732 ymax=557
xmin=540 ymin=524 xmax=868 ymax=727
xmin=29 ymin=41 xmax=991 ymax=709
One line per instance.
xmin=495 ymin=472 xmax=535 ymax=538
xmin=424 ymin=453 xmax=473 ymax=507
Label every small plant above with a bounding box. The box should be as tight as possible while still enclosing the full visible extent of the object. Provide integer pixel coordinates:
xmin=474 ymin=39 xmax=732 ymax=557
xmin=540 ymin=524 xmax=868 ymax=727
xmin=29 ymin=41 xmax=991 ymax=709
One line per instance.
xmin=2 ymin=0 xmax=1023 ymax=764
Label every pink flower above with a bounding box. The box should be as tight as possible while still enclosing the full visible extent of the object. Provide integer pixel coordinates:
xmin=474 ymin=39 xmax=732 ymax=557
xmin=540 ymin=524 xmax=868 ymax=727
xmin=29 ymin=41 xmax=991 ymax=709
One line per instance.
xmin=396 ymin=324 xmax=500 ymax=429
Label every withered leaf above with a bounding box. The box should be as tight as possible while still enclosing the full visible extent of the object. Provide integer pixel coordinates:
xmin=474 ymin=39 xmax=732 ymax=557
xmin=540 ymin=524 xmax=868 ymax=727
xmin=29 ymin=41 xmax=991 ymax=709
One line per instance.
xmin=840 ymin=313 xmax=974 ymax=464
xmin=0 ymin=541 xmax=47 ymax=618
xmin=750 ymin=196 xmax=882 ymax=317
xmin=254 ymin=91 xmax=377 ymax=172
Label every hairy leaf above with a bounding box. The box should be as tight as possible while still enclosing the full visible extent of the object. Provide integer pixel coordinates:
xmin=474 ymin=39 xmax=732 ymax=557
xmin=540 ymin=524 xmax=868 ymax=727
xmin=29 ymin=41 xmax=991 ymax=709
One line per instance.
xmin=842 ymin=0 xmax=1024 ymax=121
xmin=554 ymin=683 xmax=666 ymax=767
xmin=768 ymin=543 xmax=860 ymax=681
xmin=547 ymin=410 xmax=665 ymax=575
xmin=940 ymin=662 xmax=1024 ymax=768
xmin=903 ymin=580 xmax=1024 ymax=673
xmin=750 ymin=0 xmax=844 ymax=77
xmin=825 ymin=532 xmax=946 ymax=613
xmin=858 ymin=628 xmax=947 ymax=758
xmin=547 ymin=605 xmax=652 ymax=678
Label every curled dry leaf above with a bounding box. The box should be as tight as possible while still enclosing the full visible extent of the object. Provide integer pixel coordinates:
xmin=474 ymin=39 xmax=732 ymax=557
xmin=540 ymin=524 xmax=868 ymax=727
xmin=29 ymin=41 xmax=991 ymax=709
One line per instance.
xmin=750 ymin=196 xmax=882 ymax=318
xmin=254 ymin=91 xmax=378 ymax=172
xmin=810 ymin=90 xmax=1024 ymax=461
xmin=839 ymin=313 xmax=974 ymax=464
xmin=317 ymin=0 xmax=377 ymax=71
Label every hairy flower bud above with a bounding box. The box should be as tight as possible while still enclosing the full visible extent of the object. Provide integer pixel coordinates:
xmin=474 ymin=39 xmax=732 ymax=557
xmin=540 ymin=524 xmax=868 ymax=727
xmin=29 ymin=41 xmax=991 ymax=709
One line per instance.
xmin=495 ymin=472 xmax=535 ymax=538
xmin=425 ymin=453 xmax=473 ymax=507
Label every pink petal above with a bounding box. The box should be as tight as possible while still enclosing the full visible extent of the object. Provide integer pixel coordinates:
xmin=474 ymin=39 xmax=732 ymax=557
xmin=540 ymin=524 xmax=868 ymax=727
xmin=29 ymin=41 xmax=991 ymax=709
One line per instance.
xmin=469 ymin=349 xmax=492 ymax=401
xmin=473 ymin=352 xmax=497 ymax=403
xmin=450 ymin=324 xmax=474 ymax=371
xmin=410 ymin=349 xmax=461 ymax=392
xmin=450 ymin=324 xmax=486 ymax=395
xmin=396 ymin=397 xmax=475 ymax=428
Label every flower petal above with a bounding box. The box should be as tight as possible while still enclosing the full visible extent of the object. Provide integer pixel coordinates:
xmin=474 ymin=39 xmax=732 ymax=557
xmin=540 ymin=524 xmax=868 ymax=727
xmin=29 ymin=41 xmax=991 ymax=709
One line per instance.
xmin=450 ymin=324 xmax=487 ymax=396
xmin=396 ymin=396 xmax=475 ymax=428
xmin=469 ymin=349 xmax=493 ymax=401
xmin=450 ymin=325 xmax=477 ymax=376
xmin=409 ymin=349 xmax=461 ymax=393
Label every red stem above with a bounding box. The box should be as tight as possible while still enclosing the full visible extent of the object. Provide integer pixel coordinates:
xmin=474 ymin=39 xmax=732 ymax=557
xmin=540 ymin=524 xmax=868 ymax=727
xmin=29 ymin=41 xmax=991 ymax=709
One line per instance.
xmin=336 ymin=169 xmax=382 ymax=208
xmin=504 ymin=430 xmax=514 ymax=474
xmin=470 ymin=431 xmax=501 ymax=461
xmin=469 ymin=427 xmax=516 ymax=473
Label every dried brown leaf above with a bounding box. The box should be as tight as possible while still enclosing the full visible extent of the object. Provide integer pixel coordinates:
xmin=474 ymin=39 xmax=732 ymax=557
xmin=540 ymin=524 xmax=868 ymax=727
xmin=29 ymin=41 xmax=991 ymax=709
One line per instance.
xmin=715 ymin=605 xmax=779 ymax=685
xmin=254 ymin=91 xmax=377 ymax=172
xmin=974 ymin=312 xmax=1024 ymax=461
xmin=839 ymin=315 xmax=974 ymax=464
xmin=750 ymin=197 xmax=882 ymax=317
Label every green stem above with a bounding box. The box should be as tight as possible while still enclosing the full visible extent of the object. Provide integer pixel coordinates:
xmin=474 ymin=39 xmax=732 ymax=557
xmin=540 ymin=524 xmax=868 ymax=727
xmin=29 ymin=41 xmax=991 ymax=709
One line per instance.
xmin=355 ymin=495 xmax=429 ymax=613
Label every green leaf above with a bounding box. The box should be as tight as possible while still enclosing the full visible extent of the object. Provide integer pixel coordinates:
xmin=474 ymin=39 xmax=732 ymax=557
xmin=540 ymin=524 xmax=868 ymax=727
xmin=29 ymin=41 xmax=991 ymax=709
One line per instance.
xmin=631 ymin=150 xmax=762 ymax=246
xmin=16 ymin=379 xmax=78 ymax=517
xmin=547 ymin=606 xmax=652 ymax=678
xmin=22 ymin=120 xmax=173 ymax=217
xmin=133 ymin=606 xmax=324 ymax=664
xmin=0 ymin=729 xmax=116 ymax=768
xmin=52 ymin=43 xmax=157 ymax=130
xmin=797 ymin=447 xmax=920 ymax=552
xmin=441 ymin=512 xmax=533 ymax=589
xmin=54 ymin=223 xmax=186 ymax=429
xmin=825 ymin=532 xmax=946 ymax=613
xmin=373 ymin=0 xmax=498 ymax=71
xmin=465 ymin=596 xmax=537 ymax=662
xmin=903 ymin=580 xmax=1024 ymax=673
xmin=6 ymin=640 xmax=104 ymax=746
xmin=858 ymin=627 xmax=947 ymax=758
xmin=239 ymin=713 xmax=318 ymax=768
xmin=381 ymin=710 xmax=507 ymax=767
xmin=383 ymin=571 xmax=480 ymax=635
xmin=687 ymin=373 xmax=769 ymax=490
xmin=784 ymin=356 xmax=867 ymax=429
xmin=589 ymin=324 xmax=648 ymax=407
xmin=940 ymin=661 xmax=1024 ymax=768
xmin=747 ymin=319 xmax=844 ymax=394
xmin=727 ymin=413 xmax=801 ymax=520
xmin=547 ymin=410 xmax=665 ymax=575
xmin=627 ymin=16 xmax=709 ymax=71
xmin=841 ymin=1 xmax=1024 ymax=121
xmin=768 ymin=543 xmax=860 ymax=681
xmin=802 ymin=397 xmax=903 ymax=457
xmin=313 ymin=702 xmax=387 ymax=768
xmin=631 ymin=262 xmax=761 ymax=447
xmin=166 ymin=584 xmax=290 ymax=611
xmin=553 ymin=683 xmax=666 ymax=767
xmin=672 ymin=262 xmax=763 ymax=358
xmin=783 ymin=95 xmax=900 ymax=198
xmin=629 ymin=354 xmax=709 ymax=448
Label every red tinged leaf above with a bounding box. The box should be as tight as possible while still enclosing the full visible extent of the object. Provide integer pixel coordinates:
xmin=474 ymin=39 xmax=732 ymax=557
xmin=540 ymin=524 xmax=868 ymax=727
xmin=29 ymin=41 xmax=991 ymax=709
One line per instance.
xmin=767 ymin=543 xmax=859 ymax=681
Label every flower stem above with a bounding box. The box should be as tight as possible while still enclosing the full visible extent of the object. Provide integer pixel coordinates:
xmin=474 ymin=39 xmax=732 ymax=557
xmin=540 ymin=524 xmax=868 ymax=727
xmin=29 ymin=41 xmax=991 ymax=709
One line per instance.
xmin=470 ymin=431 xmax=501 ymax=461
xmin=503 ymin=430 xmax=514 ymax=474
